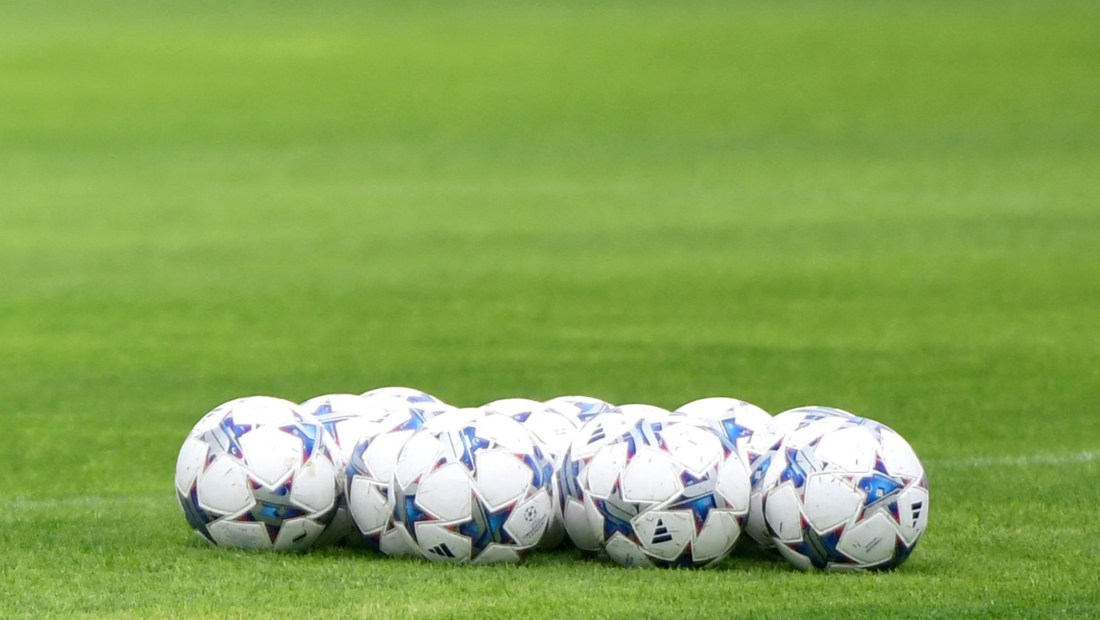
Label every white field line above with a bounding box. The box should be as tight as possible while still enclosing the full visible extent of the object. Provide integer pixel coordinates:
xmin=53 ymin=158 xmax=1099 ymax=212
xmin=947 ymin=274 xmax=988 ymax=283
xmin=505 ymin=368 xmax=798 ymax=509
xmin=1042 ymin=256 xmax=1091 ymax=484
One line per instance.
xmin=1 ymin=494 xmax=168 ymax=514
xmin=924 ymin=450 xmax=1100 ymax=469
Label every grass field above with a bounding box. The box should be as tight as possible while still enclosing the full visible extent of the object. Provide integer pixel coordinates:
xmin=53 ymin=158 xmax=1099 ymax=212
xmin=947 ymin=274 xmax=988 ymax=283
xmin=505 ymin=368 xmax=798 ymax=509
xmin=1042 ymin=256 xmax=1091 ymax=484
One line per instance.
xmin=2 ymin=0 xmax=1099 ymax=617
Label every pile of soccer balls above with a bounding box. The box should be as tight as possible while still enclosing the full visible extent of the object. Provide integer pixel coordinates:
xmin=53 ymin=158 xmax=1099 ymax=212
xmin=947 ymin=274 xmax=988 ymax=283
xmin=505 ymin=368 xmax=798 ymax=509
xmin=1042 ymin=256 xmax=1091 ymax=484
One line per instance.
xmin=174 ymin=388 xmax=929 ymax=571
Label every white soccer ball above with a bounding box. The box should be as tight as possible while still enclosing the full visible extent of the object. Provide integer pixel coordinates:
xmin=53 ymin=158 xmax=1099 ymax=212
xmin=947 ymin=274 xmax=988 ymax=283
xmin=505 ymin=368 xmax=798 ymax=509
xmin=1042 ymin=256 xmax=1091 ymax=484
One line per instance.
xmin=760 ymin=415 xmax=929 ymax=571
xmin=174 ymin=396 xmax=340 ymax=551
xmin=482 ymin=398 xmax=579 ymax=548
xmin=361 ymin=386 xmax=455 ymax=419
xmin=674 ymin=397 xmax=773 ymax=469
xmin=301 ymin=393 xmax=425 ymax=548
xmin=583 ymin=417 xmax=750 ymax=567
xmin=388 ymin=411 xmax=554 ymax=563
xmin=544 ymin=395 xmax=616 ymax=425
xmin=745 ymin=406 xmax=857 ymax=548
xmin=557 ymin=410 xmax=641 ymax=551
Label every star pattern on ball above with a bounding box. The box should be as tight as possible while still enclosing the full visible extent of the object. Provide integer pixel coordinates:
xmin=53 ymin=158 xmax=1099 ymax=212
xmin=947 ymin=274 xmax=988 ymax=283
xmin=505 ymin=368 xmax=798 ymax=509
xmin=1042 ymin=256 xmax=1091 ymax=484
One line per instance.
xmin=719 ymin=419 xmax=754 ymax=453
xmin=279 ymin=422 xmax=318 ymax=463
xmin=671 ymin=471 xmax=718 ymax=532
xmin=596 ymin=480 xmax=641 ymax=542
xmin=457 ymin=426 xmax=491 ymax=471
xmin=456 ymin=491 xmax=516 ymax=556
xmin=789 ymin=520 xmax=845 ymax=570
xmin=391 ymin=482 xmax=428 ymax=542
xmin=214 ymin=415 xmax=252 ymax=460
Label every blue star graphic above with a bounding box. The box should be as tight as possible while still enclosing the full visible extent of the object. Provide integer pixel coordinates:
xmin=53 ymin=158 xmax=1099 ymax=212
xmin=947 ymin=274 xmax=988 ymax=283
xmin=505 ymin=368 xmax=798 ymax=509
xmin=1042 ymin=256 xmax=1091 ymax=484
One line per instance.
xmin=457 ymin=493 xmax=516 ymax=556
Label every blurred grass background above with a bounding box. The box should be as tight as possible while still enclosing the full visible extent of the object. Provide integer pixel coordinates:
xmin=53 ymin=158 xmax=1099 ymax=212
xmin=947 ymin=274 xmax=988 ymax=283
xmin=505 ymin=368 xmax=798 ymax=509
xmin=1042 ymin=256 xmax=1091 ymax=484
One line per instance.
xmin=1 ymin=0 xmax=1098 ymax=616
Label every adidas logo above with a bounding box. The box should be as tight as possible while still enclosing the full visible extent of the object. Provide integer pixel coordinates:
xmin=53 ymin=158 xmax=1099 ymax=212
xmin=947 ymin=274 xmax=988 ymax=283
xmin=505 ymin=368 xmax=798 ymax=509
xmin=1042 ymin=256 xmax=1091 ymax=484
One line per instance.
xmin=587 ymin=425 xmax=606 ymax=445
xmin=651 ymin=519 xmax=673 ymax=544
xmin=911 ymin=501 xmax=924 ymax=526
xmin=428 ymin=543 xmax=456 ymax=558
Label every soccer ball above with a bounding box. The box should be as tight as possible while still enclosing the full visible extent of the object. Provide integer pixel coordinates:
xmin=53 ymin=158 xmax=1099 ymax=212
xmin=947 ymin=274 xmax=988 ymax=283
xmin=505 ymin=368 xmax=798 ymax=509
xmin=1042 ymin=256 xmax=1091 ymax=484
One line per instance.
xmin=584 ymin=417 xmax=750 ymax=567
xmin=745 ymin=406 xmax=856 ymax=548
xmin=544 ymin=395 xmax=616 ymax=425
xmin=482 ymin=398 xmax=580 ymax=548
xmin=174 ymin=396 xmax=340 ymax=551
xmin=556 ymin=405 xmax=679 ymax=552
xmin=557 ymin=410 xmax=639 ymax=551
xmin=349 ymin=408 xmax=482 ymax=558
xmin=760 ymin=415 xmax=928 ymax=571
xmin=675 ymin=397 xmax=772 ymax=469
xmin=361 ymin=386 xmax=454 ymax=419
xmin=301 ymin=393 xmax=423 ymax=547
xmin=388 ymin=411 xmax=554 ymax=563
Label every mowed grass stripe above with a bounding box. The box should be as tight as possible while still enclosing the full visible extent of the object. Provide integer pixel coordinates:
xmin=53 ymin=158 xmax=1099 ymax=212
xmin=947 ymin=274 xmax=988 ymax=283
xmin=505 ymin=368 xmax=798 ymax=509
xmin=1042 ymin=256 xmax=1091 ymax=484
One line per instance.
xmin=1 ymin=0 xmax=1098 ymax=617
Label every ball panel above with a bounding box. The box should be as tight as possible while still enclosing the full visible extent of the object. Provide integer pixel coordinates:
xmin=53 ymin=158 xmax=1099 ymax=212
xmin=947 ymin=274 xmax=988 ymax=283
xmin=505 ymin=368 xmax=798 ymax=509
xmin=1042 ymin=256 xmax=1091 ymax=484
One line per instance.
xmin=347 ymin=477 xmax=390 ymax=536
xmin=272 ymin=517 xmax=325 ymax=551
xmin=361 ymin=430 xmax=416 ymax=482
xmin=563 ymin=497 xmax=601 ymax=551
xmin=175 ymin=436 xmax=209 ymax=495
xmin=895 ymin=485 xmax=930 ymax=545
xmin=586 ymin=442 xmax=628 ymax=498
xmin=715 ymin=454 xmax=752 ymax=514
xmin=836 ymin=511 xmax=898 ymax=566
xmin=196 ymin=455 xmax=254 ymax=516
xmin=379 ymin=526 xmax=422 ymax=558
xmin=239 ymin=426 xmax=302 ymax=488
xmin=633 ymin=509 xmax=693 ymax=562
xmin=504 ymin=490 xmax=552 ymax=547
xmin=393 ymin=432 xmax=443 ymax=488
xmin=620 ymin=448 xmax=681 ymax=504
xmin=415 ymin=462 xmax=473 ymax=522
xmin=603 ymin=534 xmax=655 ymax=568
xmin=878 ymin=427 xmax=926 ymax=480
xmin=693 ymin=509 xmax=741 ymax=562
xmin=775 ymin=541 xmax=814 ymax=571
xmin=763 ymin=483 xmax=803 ymax=543
xmin=415 ymin=522 xmax=473 ymax=563
xmin=289 ymin=454 xmax=337 ymax=514
xmin=812 ymin=426 xmax=878 ymax=474
xmin=802 ymin=472 xmax=862 ymax=533
xmin=658 ymin=423 xmax=722 ymax=475
xmin=472 ymin=545 xmax=522 ymax=564
xmin=475 ymin=450 xmax=530 ymax=510
xmin=207 ymin=520 xmax=271 ymax=549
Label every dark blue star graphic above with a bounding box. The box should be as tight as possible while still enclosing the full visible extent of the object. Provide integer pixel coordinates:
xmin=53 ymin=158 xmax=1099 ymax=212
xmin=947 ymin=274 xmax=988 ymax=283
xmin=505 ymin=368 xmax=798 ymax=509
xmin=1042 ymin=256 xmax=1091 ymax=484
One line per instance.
xmin=391 ymin=484 xmax=429 ymax=542
xmin=597 ymin=480 xmax=639 ymax=542
xmin=217 ymin=416 xmax=252 ymax=460
xmin=621 ymin=419 xmax=657 ymax=458
xmin=673 ymin=471 xmax=717 ymax=531
xmin=458 ymin=426 xmax=491 ymax=472
xmin=857 ymin=472 xmax=904 ymax=520
xmin=780 ymin=448 xmax=808 ymax=488
xmin=751 ymin=454 xmax=772 ymax=488
xmin=280 ymin=422 xmax=319 ymax=463
xmin=789 ymin=521 xmax=845 ymax=569
xmin=720 ymin=419 xmax=754 ymax=452
xmin=457 ymin=494 xmax=516 ymax=557
xmin=575 ymin=401 xmax=610 ymax=422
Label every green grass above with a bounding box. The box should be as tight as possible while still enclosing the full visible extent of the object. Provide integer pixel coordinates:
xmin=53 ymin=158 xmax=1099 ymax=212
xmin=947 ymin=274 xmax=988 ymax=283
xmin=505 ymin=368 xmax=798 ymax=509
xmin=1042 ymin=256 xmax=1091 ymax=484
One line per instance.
xmin=2 ymin=0 xmax=1099 ymax=617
